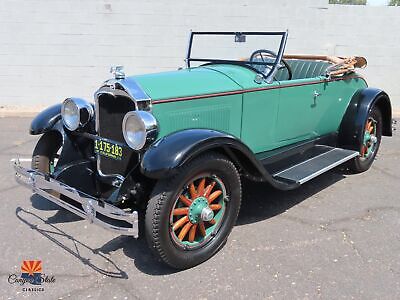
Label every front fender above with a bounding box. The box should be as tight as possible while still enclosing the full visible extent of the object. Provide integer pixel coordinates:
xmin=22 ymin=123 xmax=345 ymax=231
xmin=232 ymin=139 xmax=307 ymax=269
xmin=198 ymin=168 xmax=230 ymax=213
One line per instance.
xmin=29 ymin=104 xmax=87 ymax=172
xmin=140 ymin=129 xmax=259 ymax=179
xmin=140 ymin=129 xmax=299 ymax=190
xmin=338 ymin=88 xmax=392 ymax=151
xmin=30 ymin=104 xmax=62 ymax=135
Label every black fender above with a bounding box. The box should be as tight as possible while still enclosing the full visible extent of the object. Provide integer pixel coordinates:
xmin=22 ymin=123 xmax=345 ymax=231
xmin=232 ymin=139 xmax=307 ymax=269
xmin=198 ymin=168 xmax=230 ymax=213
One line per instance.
xmin=338 ymin=87 xmax=392 ymax=151
xmin=140 ymin=129 xmax=299 ymax=190
xmin=29 ymin=103 xmax=89 ymax=166
xmin=30 ymin=104 xmax=62 ymax=135
xmin=29 ymin=103 xmax=92 ymax=171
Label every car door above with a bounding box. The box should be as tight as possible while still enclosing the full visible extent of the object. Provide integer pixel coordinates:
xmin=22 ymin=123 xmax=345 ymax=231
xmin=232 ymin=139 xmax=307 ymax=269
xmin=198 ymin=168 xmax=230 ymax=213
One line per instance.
xmin=274 ymin=77 xmax=324 ymax=147
xmin=240 ymin=81 xmax=281 ymax=153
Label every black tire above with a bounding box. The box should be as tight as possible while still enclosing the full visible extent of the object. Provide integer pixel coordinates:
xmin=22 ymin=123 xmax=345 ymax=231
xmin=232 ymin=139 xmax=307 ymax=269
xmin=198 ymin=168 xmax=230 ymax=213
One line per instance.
xmin=32 ymin=131 xmax=62 ymax=174
xmin=348 ymin=106 xmax=382 ymax=173
xmin=145 ymin=152 xmax=241 ymax=269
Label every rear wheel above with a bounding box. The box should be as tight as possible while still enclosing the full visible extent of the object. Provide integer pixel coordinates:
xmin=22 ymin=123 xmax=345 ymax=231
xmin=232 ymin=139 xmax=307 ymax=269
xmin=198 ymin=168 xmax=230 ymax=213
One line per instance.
xmin=145 ymin=153 xmax=241 ymax=269
xmin=348 ymin=107 xmax=382 ymax=173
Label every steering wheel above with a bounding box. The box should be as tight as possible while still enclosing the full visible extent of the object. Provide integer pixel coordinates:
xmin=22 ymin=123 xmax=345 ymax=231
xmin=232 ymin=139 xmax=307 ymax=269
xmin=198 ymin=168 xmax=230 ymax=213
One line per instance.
xmin=249 ymin=49 xmax=292 ymax=81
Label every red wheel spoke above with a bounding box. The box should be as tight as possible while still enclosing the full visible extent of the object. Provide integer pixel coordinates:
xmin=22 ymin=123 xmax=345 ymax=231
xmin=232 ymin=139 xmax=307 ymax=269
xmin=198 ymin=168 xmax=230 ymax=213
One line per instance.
xmin=173 ymin=207 xmax=189 ymax=216
xmin=189 ymin=183 xmax=197 ymax=199
xmin=198 ymin=221 xmax=206 ymax=237
xmin=179 ymin=195 xmax=192 ymax=206
xmin=204 ymin=181 xmax=216 ymax=198
xmin=173 ymin=216 xmax=189 ymax=231
xmin=198 ymin=178 xmax=206 ymax=197
xmin=188 ymin=224 xmax=198 ymax=242
xmin=360 ymin=145 xmax=367 ymax=157
xmin=369 ymin=123 xmax=375 ymax=134
xmin=209 ymin=219 xmax=216 ymax=225
xmin=208 ymin=190 xmax=222 ymax=204
xmin=178 ymin=222 xmax=192 ymax=241
xmin=209 ymin=204 xmax=222 ymax=211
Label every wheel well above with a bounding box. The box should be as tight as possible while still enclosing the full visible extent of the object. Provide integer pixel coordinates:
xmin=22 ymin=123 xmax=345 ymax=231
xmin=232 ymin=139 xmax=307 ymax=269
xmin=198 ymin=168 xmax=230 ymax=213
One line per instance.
xmin=374 ymin=94 xmax=392 ymax=136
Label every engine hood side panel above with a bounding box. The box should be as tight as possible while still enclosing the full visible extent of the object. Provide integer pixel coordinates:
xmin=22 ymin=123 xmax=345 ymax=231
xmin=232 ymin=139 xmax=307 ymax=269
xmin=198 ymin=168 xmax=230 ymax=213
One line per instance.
xmin=131 ymin=67 xmax=243 ymax=101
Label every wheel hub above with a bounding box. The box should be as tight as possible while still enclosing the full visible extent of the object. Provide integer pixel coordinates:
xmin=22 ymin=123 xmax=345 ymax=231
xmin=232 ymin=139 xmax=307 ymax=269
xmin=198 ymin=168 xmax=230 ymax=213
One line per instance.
xmin=188 ymin=197 xmax=214 ymax=224
xmin=200 ymin=207 xmax=214 ymax=222
xmin=361 ymin=118 xmax=378 ymax=159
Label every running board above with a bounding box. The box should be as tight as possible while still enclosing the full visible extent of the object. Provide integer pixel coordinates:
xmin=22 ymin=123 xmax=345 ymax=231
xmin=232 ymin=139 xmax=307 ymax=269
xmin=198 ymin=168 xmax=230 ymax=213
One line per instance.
xmin=273 ymin=147 xmax=359 ymax=185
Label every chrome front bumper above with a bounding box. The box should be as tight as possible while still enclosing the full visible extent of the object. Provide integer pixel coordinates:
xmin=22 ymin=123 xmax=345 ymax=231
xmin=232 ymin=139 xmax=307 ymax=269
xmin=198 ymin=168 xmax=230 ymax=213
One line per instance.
xmin=13 ymin=160 xmax=138 ymax=237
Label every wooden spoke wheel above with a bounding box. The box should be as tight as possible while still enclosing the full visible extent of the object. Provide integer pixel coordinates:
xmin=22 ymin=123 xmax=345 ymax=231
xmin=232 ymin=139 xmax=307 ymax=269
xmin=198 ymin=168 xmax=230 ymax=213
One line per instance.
xmin=348 ymin=106 xmax=382 ymax=173
xmin=169 ymin=175 xmax=226 ymax=249
xmin=360 ymin=117 xmax=378 ymax=160
xmin=145 ymin=153 xmax=241 ymax=269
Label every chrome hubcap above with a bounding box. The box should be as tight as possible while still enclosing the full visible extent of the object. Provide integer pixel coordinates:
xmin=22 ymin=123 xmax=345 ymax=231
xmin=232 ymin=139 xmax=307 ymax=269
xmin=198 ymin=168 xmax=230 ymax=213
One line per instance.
xmin=200 ymin=206 xmax=214 ymax=222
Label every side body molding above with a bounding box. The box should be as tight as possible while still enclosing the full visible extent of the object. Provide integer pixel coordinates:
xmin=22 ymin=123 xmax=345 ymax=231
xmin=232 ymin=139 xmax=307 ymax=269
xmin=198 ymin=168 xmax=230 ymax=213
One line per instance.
xmin=140 ymin=129 xmax=299 ymax=191
xmin=338 ymin=88 xmax=392 ymax=151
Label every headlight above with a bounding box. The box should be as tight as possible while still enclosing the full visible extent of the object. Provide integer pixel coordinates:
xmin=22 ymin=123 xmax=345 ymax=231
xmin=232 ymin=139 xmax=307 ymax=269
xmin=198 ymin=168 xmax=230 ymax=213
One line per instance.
xmin=61 ymin=98 xmax=94 ymax=131
xmin=122 ymin=111 xmax=158 ymax=150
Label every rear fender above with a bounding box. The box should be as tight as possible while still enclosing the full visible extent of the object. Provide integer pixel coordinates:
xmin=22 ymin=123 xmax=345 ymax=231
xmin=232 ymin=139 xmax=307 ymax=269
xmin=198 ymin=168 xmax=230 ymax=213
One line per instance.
xmin=338 ymin=88 xmax=392 ymax=151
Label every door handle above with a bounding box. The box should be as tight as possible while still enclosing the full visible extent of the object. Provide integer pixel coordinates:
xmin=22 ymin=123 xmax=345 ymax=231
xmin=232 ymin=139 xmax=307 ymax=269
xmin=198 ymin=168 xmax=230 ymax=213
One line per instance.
xmin=311 ymin=91 xmax=321 ymax=108
xmin=313 ymin=91 xmax=321 ymax=98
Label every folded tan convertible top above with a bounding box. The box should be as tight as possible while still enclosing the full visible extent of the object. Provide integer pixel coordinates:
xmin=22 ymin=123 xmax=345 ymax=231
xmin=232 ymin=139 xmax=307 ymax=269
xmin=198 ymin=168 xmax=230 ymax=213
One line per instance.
xmin=283 ymin=54 xmax=367 ymax=77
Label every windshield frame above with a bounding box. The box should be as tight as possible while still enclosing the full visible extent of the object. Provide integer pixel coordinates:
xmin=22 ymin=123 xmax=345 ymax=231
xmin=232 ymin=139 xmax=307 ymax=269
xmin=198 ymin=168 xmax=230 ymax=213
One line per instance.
xmin=185 ymin=31 xmax=288 ymax=83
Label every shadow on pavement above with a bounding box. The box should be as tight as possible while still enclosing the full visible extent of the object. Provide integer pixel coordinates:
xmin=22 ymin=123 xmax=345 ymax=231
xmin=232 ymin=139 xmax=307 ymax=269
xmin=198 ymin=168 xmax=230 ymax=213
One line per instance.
xmin=17 ymin=168 xmax=346 ymax=276
xmin=15 ymin=207 xmax=129 ymax=279
xmin=31 ymin=193 xmax=63 ymax=211
xmin=31 ymin=194 xmax=83 ymax=223
xmin=96 ymin=236 xmax=178 ymax=276
xmin=16 ymin=206 xmax=178 ymax=276
xmin=237 ymin=168 xmax=345 ymax=226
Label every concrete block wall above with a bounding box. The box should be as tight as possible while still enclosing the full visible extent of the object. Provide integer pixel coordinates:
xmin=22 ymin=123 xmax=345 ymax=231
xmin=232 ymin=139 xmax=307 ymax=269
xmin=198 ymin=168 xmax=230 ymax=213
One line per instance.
xmin=0 ymin=0 xmax=399 ymax=111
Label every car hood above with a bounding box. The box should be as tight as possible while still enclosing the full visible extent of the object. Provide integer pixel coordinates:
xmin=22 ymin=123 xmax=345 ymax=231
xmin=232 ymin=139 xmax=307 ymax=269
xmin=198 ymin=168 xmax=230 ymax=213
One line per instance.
xmin=131 ymin=65 xmax=256 ymax=101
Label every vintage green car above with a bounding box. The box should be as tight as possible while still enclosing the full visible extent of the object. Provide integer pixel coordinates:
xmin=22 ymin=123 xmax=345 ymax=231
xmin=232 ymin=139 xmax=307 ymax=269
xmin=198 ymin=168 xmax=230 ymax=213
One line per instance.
xmin=14 ymin=32 xmax=392 ymax=269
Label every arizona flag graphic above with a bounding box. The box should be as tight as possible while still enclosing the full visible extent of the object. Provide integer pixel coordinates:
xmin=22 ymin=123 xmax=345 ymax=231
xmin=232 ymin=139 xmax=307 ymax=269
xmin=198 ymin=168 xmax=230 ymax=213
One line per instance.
xmin=21 ymin=260 xmax=42 ymax=285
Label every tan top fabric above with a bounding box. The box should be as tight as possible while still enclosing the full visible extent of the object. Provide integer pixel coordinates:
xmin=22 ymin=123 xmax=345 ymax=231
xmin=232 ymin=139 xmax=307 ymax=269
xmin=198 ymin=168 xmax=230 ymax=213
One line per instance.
xmin=283 ymin=55 xmax=367 ymax=77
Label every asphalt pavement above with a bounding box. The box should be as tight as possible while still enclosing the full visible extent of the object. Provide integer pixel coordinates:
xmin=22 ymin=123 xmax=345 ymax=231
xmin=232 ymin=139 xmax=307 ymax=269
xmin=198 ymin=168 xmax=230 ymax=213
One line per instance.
xmin=0 ymin=117 xmax=399 ymax=299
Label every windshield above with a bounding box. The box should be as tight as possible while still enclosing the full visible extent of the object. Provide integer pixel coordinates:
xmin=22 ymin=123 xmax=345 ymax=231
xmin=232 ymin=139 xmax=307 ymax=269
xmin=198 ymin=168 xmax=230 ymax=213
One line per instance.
xmin=186 ymin=31 xmax=288 ymax=81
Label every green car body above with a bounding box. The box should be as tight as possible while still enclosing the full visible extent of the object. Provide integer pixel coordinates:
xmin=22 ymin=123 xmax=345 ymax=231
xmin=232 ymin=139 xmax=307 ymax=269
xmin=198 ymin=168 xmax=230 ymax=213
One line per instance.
xmin=134 ymin=65 xmax=368 ymax=153
xmin=15 ymin=31 xmax=393 ymax=269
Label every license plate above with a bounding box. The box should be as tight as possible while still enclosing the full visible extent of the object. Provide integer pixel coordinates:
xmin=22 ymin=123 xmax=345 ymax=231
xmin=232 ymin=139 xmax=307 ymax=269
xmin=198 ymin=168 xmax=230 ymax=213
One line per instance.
xmin=94 ymin=139 xmax=123 ymax=160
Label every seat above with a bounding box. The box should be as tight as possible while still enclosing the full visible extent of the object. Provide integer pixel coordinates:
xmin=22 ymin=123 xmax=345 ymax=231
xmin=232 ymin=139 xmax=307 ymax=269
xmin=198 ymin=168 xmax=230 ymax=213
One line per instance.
xmin=276 ymin=59 xmax=332 ymax=81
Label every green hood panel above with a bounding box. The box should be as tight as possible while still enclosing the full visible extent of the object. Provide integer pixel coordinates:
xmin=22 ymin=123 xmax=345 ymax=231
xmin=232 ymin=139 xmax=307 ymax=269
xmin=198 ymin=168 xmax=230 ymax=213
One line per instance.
xmin=202 ymin=65 xmax=262 ymax=89
xmin=131 ymin=67 xmax=242 ymax=101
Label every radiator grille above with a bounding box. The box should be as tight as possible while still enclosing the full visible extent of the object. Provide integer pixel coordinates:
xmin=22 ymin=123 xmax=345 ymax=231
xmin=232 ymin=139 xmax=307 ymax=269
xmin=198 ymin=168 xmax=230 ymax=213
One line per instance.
xmin=96 ymin=93 xmax=137 ymax=176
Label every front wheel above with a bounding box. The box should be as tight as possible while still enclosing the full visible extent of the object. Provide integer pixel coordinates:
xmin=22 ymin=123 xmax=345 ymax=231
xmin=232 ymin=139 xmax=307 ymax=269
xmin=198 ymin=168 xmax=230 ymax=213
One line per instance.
xmin=32 ymin=131 xmax=62 ymax=175
xmin=31 ymin=132 xmax=62 ymax=199
xmin=145 ymin=153 xmax=241 ymax=269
